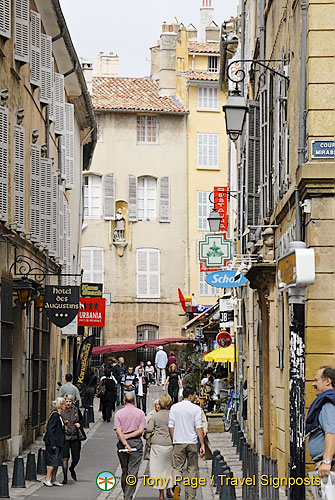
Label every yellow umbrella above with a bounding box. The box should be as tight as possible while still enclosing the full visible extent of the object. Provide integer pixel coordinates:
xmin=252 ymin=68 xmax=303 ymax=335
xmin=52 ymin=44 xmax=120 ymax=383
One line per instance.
xmin=203 ymin=345 xmax=235 ymax=363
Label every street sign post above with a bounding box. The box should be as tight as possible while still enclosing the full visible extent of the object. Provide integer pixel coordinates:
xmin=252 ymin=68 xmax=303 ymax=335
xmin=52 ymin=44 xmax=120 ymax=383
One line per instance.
xmin=219 ymin=298 xmax=235 ymax=328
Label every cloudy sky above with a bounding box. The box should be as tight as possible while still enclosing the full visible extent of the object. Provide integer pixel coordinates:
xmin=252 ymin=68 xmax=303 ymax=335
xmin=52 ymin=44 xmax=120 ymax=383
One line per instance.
xmin=60 ymin=0 xmax=239 ymax=77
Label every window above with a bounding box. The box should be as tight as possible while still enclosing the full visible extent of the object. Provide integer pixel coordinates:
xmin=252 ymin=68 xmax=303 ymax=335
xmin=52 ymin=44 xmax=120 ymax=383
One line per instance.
xmin=197 ymin=191 xmax=211 ymax=231
xmin=84 ymin=175 xmax=101 ymax=218
xmin=197 ymin=133 xmax=219 ymax=168
xmin=81 ymin=247 xmax=104 ymax=284
xmin=199 ymin=269 xmax=221 ymax=297
xmin=136 ymin=249 xmax=160 ymax=298
xmin=0 ymin=280 xmax=13 ymax=439
xmin=136 ymin=325 xmax=158 ymax=364
xmin=138 ymin=177 xmax=157 ymax=221
xmin=137 ymin=115 xmax=158 ymax=144
xmin=208 ymin=56 xmax=218 ymax=72
xmin=198 ymin=87 xmax=218 ymax=110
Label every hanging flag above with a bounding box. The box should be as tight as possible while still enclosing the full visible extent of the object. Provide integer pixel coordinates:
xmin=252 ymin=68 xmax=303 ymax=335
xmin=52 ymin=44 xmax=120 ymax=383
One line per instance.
xmin=76 ymin=335 xmax=96 ymax=391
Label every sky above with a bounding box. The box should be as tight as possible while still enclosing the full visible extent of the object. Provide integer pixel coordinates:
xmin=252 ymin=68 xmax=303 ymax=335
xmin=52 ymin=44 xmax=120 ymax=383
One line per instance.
xmin=59 ymin=0 xmax=240 ymax=77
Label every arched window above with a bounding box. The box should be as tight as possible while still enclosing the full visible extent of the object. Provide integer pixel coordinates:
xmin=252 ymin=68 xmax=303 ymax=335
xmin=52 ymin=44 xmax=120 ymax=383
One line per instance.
xmin=136 ymin=325 xmax=159 ymax=364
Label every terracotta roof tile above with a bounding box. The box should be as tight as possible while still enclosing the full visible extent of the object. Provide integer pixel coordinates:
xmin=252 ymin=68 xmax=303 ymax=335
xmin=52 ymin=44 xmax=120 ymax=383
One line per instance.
xmin=188 ymin=42 xmax=220 ymax=54
xmin=179 ymin=71 xmax=219 ymax=82
xmin=92 ymin=77 xmax=187 ymax=114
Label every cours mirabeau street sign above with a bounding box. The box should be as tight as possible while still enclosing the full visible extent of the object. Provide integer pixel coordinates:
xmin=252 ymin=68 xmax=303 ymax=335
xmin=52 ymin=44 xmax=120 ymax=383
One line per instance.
xmin=198 ymin=234 xmax=232 ymax=267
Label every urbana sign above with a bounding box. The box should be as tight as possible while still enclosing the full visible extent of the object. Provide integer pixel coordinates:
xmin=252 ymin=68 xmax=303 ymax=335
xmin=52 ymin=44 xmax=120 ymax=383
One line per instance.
xmin=206 ymin=270 xmax=248 ymax=288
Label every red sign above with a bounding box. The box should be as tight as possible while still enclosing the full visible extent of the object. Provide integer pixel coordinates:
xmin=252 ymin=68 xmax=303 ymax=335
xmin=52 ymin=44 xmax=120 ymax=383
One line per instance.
xmin=178 ymin=288 xmax=186 ymax=312
xmin=200 ymin=261 xmax=222 ymax=273
xmin=214 ymin=186 xmax=228 ymax=232
xmin=78 ymin=298 xmax=106 ymax=327
xmin=216 ymin=330 xmax=232 ymax=348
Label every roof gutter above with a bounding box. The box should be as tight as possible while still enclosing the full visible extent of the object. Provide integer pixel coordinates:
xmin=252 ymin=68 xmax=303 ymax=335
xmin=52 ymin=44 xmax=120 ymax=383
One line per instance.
xmin=50 ymin=0 xmax=97 ymax=170
xmin=93 ymin=108 xmax=189 ymax=116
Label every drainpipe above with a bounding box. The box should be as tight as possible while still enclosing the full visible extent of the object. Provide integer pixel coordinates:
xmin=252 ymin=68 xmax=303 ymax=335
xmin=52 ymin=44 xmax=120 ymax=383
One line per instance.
xmin=186 ymin=84 xmax=191 ymax=295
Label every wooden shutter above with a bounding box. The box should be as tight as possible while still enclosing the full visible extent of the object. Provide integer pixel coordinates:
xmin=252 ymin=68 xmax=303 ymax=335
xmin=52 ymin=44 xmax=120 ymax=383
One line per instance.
xmin=64 ymin=208 xmax=71 ymax=285
xmin=0 ymin=0 xmax=11 ymax=38
xmin=137 ymin=249 xmax=148 ymax=297
xmin=58 ymin=186 xmax=64 ymax=262
xmin=246 ymin=101 xmax=260 ymax=226
xmin=50 ymin=171 xmax=59 ymax=257
xmin=92 ymin=248 xmax=103 ymax=283
xmin=40 ymin=158 xmax=52 ymax=249
xmin=159 ymin=176 xmax=170 ymax=222
xmin=136 ymin=249 xmax=160 ymax=298
xmin=13 ymin=124 xmax=25 ymax=231
xmin=65 ymin=103 xmax=74 ymax=189
xmin=14 ymin=0 xmax=29 ymax=63
xmin=49 ymin=57 xmax=55 ymax=122
xmin=54 ymin=72 xmax=65 ymax=135
xmin=30 ymin=10 xmax=41 ymax=86
xmin=197 ymin=191 xmax=210 ymax=231
xmin=59 ymin=135 xmax=66 ymax=181
xmin=81 ymin=248 xmax=91 ymax=282
xmin=148 ymin=249 xmax=160 ymax=297
xmin=40 ymin=34 xmax=53 ymax=104
xmin=104 ymin=173 xmax=115 ymax=220
xmin=29 ymin=144 xmax=40 ymax=242
xmin=0 ymin=106 xmax=9 ymax=222
xmin=128 ymin=175 xmax=137 ymax=221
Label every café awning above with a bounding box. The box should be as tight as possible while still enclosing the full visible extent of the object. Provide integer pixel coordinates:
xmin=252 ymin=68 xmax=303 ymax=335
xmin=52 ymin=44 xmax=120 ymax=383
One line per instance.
xmin=181 ymin=303 xmax=219 ymax=331
xmin=92 ymin=337 xmax=196 ymax=355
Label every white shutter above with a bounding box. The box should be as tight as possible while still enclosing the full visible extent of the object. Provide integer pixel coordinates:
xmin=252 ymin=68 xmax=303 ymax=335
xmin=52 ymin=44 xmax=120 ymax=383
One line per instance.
xmin=159 ymin=176 xmax=170 ymax=222
xmin=65 ymin=103 xmax=74 ymax=189
xmin=199 ymin=269 xmax=220 ymax=296
xmin=13 ymin=124 xmax=25 ymax=232
xmin=136 ymin=249 xmax=160 ymax=298
xmin=50 ymin=171 xmax=59 ymax=257
xmin=40 ymin=34 xmax=53 ymax=104
xmin=104 ymin=173 xmax=115 ymax=220
xmin=54 ymin=72 xmax=65 ymax=135
xmin=59 ymin=186 xmax=64 ymax=262
xmin=0 ymin=106 xmax=9 ymax=222
xmin=81 ymin=248 xmax=91 ymax=282
xmin=148 ymin=250 xmax=160 ymax=297
xmin=40 ymin=158 xmax=52 ymax=249
xmin=49 ymin=58 xmax=55 ymax=121
xmin=128 ymin=175 xmax=137 ymax=221
xmin=64 ymin=208 xmax=71 ymax=285
xmin=29 ymin=144 xmax=40 ymax=241
xmin=14 ymin=0 xmax=29 ymax=63
xmin=0 ymin=0 xmax=11 ymax=38
xmin=137 ymin=249 xmax=148 ymax=297
xmin=30 ymin=10 xmax=41 ymax=86
xmin=60 ymin=135 xmax=66 ymax=180
xmin=92 ymin=248 xmax=103 ymax=283
xmin=197 ymin=191 xmax=210 ymax=231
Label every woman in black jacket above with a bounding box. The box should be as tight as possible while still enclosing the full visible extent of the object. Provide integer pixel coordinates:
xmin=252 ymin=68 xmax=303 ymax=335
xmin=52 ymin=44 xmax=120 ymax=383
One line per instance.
xmin=99 ymin=368 xmax=117 ymax=422
xmin=43 ymin=397 xmax=66 ymax=487
xmin=61 ymin=394 xmax=84 ymax=483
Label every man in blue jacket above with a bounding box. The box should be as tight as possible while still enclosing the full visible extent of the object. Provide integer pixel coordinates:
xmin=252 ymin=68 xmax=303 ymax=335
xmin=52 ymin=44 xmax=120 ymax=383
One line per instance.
xmin=306 ymin=366 xmax=335 ymax=499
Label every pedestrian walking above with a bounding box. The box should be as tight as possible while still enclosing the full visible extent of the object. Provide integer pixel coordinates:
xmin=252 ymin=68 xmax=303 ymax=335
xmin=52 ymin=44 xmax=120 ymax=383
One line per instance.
xmin=113 ymin=357 xmax=127 ymax=405
xmin=163 ymin=363 xmax=182 ymax=405
xmin=147 ymin=394 xmax=173 ymax=500
xmin=305 ymin=366 xmax=335 ymax=500
xmin=168 ymin=387 xmax=205 ymax=500
xmin=58 ymin=373 xmax=81 ymax=406
xmin=43 ymin=397 xmax=66 ymax=487
xmin=61 ymin=394 xmax=84 ymax=484
xmin=82 ymin=367 xmax=97 ymax=411
xmin=146 ymin=398 xmax=161 ymax=424
xmin=155 ymin=346 xmax=168 ymax=386
xmin=135 ymin=361 xmax=145 ymax=377
xmin=99 ymin=368 xmax=117 ymax=422
xmin=122 ymin=366 xmax=137 ymax=397
xmin=168 ymin=351 xmax=177 ymax=368
xmin=145 ymin=361 xmax=155 ymax=384
xmin=114 ymin=392 xmax=146 ymax=500
xmin=135 ymin=367 xmax=149 ymax=413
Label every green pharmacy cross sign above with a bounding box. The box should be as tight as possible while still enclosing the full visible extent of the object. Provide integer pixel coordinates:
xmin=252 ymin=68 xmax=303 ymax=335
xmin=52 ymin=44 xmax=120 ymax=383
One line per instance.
xmin=199 ymin=234 xmax=232 ymax=267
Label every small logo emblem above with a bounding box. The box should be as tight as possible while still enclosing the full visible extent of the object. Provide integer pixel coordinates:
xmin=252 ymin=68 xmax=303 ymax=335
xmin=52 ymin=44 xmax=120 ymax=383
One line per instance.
xmin=96 ymin=471 xmax=116 ymax=491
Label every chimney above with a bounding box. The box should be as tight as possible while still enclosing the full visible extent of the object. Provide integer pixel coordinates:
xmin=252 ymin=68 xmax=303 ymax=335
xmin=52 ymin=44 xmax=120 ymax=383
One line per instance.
xmin=97 ymin=51 xmax=119 ymax=77
xmin=159 ymin=25 xmax=177 ymax=97
xmin=206 ymin=22 xmax=220 ymax=42
xmin=200 ymin=0 xmax=214 ymax=43
xmin=188 ymin=24 xmax=198 ymax=42
xmin=82 ymin=62 xmax=93 ymax=93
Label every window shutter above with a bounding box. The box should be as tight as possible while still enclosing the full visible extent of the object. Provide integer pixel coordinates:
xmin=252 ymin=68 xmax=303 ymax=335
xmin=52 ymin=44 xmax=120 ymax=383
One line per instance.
xmin=81 ymin=248 xmax=90 ymax=282
xmin=59 ymin=135 xmax=66 ymax=181
xmin=148 ymin=250 xmax=160 ymax=297
xmin=49 ymin=57 xmax=55 ymax=122
xmin=59 ymin=186 xmax=64 ymax=262
xmin=40 ymin=34 xmax=53 ymax=104
xmin=92 ymin=248 xmax=103 ymax=283
xmin=104 ymin=174 xmax=115 ymax=220
xmin=128 ymin=175 xmax=137 ymax=221
xmin=50 ymin=171 xmax=59 ymax=257
xmin=137 ymin=250 xmax=148 ymax=297
xmin=0 ymin=106 xmax=9 ymax=222
xmin=246 ymin=101 xmax=260 ymax=226
xmin=159 ymin=176 xmax=170 ymax=222
xmin=0 ymin=0 xmax=11 ymax=38
xmin=136 ymin=249 xmax=160 ymax=298
xmin=65 ymin=103 xmax=74 ymax=189
xmin=64 ymin=208 xmax=71 ymax=285
xmin=54 ymin=72 xmax=65 ymax=135
xmin=13 ymin=124 xmax=25 ymax=231
xmin=40 ymin=158 xmax=52 ymax=249
xmin=30 ymin=10 xmax=41 ymax=86
xmin=14 ymin=0 xmax=29 ymax=63
xmin=29 ymin=144 xmax=40 ymax=242
xmin=197 ymin=191 xmax=210 ymax=231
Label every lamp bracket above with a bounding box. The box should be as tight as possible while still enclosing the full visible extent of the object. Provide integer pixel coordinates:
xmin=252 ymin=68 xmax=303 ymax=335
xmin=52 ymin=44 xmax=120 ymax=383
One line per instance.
xmin=227 ymin=59 xmax=289 ymax=87
xmin=209 ymin=190 xmax=238 ymax=205
xmin=10 ymin=254 xmax=82 ymax=283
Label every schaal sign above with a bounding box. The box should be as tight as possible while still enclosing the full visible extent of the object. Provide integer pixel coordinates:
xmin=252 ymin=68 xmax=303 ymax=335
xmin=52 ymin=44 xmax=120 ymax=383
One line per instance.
xmin=78 ymin=297 xmax=106 ymax=327
xmin=44 ymin=286 xmax=80 ymax=327
xmin=206 ymin=270 xmax=248 ymax=288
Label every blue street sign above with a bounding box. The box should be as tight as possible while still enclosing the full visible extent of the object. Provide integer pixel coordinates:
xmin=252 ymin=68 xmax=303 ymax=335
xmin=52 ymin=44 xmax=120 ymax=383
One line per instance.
xmin=206 ymin=270 xmax=248 ymax=288
xmin=311 ymin=141 xmax=335 ymax=159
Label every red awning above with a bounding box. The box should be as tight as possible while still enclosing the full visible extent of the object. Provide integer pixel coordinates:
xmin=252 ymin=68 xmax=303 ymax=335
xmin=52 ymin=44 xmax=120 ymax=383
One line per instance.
xmin=92 ymin=337 xmax=196 ymax=355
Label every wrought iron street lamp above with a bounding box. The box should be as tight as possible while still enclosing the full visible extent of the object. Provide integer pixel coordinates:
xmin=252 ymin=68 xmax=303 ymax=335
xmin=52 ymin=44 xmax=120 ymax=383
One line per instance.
xmin=222 ymin=90 xmax=248 ymax=142
xmin=207 ymin=208 xmax=221 ymax=233
xmin=13 ymin=280 xmax=36 ymax=309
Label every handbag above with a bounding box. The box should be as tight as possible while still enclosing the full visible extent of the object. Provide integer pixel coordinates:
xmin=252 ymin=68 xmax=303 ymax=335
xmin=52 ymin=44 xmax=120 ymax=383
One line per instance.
xmin=321 ymin=472 xmax=335 ymax=500
xmin=97 ymin=380 xmax=106 ymax=399
xmin=77 ymin=426 xmax=87 ymax=442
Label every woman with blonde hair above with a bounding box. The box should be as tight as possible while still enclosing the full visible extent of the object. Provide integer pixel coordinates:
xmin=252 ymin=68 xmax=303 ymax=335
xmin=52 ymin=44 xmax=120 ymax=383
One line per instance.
xmin=147 ymin=394 xmax=173 ymax=500
xmin=163 ymin=363 xmax=182 ymax=405
xmin=43 ymin=397 xmax=66 ymax=487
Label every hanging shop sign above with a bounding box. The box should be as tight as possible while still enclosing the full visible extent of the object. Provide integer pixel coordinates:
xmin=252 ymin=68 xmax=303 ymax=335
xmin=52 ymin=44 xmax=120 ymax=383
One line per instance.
xmin=214 ymin=186 xmax=228 ymax=232
xmin=78 ymin=297 xmax=106 ymax=327
xmin=81 ymin=283 xmax=103 ymax=298
xmin=311 ymin=140 xmax=335 ymax=159
xmin=216 ymin=330 xmax=232 ymax=348
xmin=200 ymin=261 xmax=222 ymax=273
xmin=219 ymin=297 xmax=235 ymax=327
xmin=206 ymin=270 xmax=248 ymax=288
xmin=76 ymin=335 xmax=96 ymax=390
xmin=199 ymin=234 xmax=232 ymax=267
xmin=44 ymin=285 xmax=80 ymax=328
xmin=277 ymin=247 xmax=315 ymax=289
